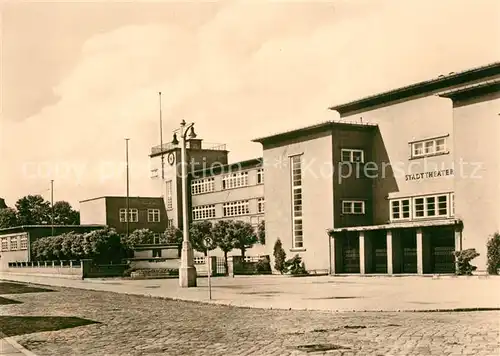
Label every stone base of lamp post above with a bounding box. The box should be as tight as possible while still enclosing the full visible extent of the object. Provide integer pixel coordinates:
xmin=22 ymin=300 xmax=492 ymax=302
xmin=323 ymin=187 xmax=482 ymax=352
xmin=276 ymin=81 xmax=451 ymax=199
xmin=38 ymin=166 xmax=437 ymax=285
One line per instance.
xmin=179 ymin=240 xmax=197 ymax=287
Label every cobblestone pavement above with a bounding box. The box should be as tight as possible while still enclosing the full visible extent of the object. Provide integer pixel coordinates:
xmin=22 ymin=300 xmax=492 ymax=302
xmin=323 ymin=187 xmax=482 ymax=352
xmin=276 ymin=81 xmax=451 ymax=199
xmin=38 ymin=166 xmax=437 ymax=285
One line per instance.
xmin=1 ymin=284 xmax=499 ymax=356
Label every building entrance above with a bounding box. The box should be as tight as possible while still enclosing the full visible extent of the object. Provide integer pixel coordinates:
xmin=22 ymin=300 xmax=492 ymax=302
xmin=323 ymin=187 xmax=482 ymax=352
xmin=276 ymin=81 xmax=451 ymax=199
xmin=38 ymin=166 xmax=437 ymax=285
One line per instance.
xmin=342 ymin=232 xmax=360 ymax=273
xmin=398 ymin=229 xmax=417 ymax=273
xmin=427 ymin=227 xmax=455 ymax=274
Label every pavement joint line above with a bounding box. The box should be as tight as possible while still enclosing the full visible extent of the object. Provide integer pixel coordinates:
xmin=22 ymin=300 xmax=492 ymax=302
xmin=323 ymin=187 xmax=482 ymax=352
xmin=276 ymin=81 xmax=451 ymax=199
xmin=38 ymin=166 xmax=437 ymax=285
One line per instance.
xmin=0 ymin=332 xmax=37 ymax=356
xmin=2 ymin=278 xmax=499 ymax=314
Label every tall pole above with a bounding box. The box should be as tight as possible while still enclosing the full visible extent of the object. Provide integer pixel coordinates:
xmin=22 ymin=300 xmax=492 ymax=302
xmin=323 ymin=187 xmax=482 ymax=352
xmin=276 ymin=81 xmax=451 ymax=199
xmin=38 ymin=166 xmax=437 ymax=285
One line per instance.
xmin=179 ymin=120 xmax=197 ymax=287
xmin=159 ymin=92 xmax=165 ymax=181
xmin=50 ymin=180 xmax=54 ymax=237
xmin=125 ymin=138 xmax=130 ymax=238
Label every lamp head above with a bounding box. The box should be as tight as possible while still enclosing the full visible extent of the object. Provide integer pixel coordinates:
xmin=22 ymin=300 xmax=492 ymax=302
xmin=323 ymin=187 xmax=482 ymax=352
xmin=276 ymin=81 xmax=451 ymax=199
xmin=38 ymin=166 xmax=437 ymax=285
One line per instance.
xmin=172 ymin=133 xmax=179 ymax=145
xmin=188 ymin=126 xmax=197 ymax=139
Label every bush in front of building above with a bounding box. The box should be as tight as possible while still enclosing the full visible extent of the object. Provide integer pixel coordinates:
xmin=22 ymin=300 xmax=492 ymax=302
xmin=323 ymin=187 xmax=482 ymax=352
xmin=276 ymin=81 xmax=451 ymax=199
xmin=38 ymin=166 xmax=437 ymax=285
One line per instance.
xmin=454 ymin=248 xmax=480 ymax=275
xmin=285 ymin=254 xmax=308 ymax=275
xmin=273 ymin=238 xmax=287 ymax=274
xmin=257 ymin=220 xmax=265 ymax=245
xmin=486 ymin=232 xmax=500 ymax=275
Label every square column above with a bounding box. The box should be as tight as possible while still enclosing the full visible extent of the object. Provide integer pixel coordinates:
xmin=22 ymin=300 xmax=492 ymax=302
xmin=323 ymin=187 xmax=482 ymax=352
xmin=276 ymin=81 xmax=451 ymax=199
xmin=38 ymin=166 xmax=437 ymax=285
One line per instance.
xmin=386 ymin=230 xmax=393 ymax=274
xmin=416 ymin=228 xmax=423 ymax=274
xmin=359 ymin=231 xmax=366 ymax=274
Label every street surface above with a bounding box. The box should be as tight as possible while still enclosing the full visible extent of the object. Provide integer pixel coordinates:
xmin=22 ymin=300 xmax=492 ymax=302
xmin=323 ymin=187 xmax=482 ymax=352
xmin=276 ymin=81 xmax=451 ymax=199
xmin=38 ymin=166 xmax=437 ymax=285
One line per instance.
xmin=1 ymin=283 xmax=499 ymax=356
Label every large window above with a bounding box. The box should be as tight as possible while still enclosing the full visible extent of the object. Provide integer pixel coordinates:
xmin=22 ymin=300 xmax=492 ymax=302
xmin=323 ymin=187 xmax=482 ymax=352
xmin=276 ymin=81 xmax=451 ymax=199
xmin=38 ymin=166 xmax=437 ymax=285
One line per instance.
xmin=257 ymin=198 xmax=265 ymax=213
xmin=390 ymin=193 xmax=453 ymax=221
xmin=223 ymin=200 xmax=250 ymax=217
xmin=411 ymin=136 xmax=447 ymax=158
xmin=192 ymin=205 xmax=216 ymax=220
xmin=341 ymin=149 xmax=364 ymax=163
xmin=257 ymin=169 xmax=264 ymax=184
xmin=342 ymin=201 xmax=365 ymax=214
xmin=148 ymin=209 xmax=160 ymax=222
xmin=291 ymin=155 xmax=303 ymax=248
xmin=191 ymin=177 xmax=215 ymax=195
xmin=10 ymin=236 xmax=18 ymax=250
xmin=20 ymin=235 xmax=28 ymax=250
xmin=391 ymin=199 xmax=411 ymax=220
xmin=222 ymin=171 xmax=248 ymax=189
xmin=1 ymin=237 xmax=8 ymax=251
xmin=166 ymin=180 xmax=173 ymax=210
xmin=119 ymin=208 xmax=138 ymax=222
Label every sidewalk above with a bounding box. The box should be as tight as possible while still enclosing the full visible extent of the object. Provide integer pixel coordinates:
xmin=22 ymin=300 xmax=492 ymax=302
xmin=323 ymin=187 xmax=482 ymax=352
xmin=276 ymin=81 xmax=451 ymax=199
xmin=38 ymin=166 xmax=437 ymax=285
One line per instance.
xmin=1 ymin=272 xmax=500 ymax=312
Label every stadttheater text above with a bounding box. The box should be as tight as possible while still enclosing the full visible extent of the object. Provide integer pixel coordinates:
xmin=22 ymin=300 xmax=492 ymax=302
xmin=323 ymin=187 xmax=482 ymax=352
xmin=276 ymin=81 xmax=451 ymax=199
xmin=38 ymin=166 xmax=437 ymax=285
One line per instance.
xmin=405 ymin=169 xmax=454 ymax=181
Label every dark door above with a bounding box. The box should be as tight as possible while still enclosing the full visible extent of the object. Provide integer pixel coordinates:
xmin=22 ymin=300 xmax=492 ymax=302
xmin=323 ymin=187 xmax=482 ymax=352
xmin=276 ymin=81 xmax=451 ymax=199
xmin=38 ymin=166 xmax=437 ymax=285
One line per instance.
xmin=342 ymin=233 xmax=360 ymax=273
xmin=400 ymin=229 xmax=417 ymax=273
xmin=372 ymin=230 xmax=387 ymax=273
xmin=429 ymin=227 xmax=455 ymax=274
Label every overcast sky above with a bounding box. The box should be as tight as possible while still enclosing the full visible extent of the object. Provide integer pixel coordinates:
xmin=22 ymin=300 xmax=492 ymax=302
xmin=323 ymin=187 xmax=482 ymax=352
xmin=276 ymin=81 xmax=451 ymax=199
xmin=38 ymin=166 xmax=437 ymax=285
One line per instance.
xmin=0 ymin=0 xmax=499 ymax=208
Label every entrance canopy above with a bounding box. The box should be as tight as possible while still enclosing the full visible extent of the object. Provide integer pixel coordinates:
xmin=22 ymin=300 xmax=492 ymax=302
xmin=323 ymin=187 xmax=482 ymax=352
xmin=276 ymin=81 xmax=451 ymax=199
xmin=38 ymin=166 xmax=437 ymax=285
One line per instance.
xmin=328 ymin=218 xmax=462 ymax=235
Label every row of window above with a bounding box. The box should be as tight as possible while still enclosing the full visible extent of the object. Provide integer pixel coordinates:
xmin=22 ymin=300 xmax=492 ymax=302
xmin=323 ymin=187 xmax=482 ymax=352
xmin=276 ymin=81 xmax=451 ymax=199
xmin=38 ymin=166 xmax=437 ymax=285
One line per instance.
xmin=119 ymin=208 xmax=161 ymax=223
xmin=391 ymin=193 xmax=454 ymax=221
xmin=191 ymin=169 xmax=264 ymax=196
xmin=192 ymin=198 xmax=265 ymax=221
xmin=0 ymin=234 xmax=28 ymax=252
xmin=291 ymin=154 xmax=303 ymax=249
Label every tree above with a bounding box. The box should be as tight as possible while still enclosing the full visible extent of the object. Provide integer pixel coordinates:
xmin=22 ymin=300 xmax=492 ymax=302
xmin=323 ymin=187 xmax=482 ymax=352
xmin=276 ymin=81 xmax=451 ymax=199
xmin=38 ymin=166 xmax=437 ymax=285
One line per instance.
xmin=273 ymin=238 xmax=287 ymax=274
xmin=486 ymin=232 xmax=500 ymax=275
xmin=84 ymin=227 xmax=123 ymax=263
xmin=454 ymin=248 xmax=480 ymax=275
xmin=232 ymin=220 xmax=257 ymax=257
xmin=15 ymin=195 xmax=50 ymax=225
xmin=212 ymin=220 xmax=237 ymax=275
xmin=53 ymin=201 xmax=80 ymax=225
xmin=122 ymin=228 xmax=155 ymax=250
xmin=0 ymin=207 xmax=18 ymax=228
xmin=189 ymin=220 xmax=216 ymax=256
xmin=163 ymin=226 xmax=183 ymax=256
xmin=257 ymin=220 xmax=265 ymax=245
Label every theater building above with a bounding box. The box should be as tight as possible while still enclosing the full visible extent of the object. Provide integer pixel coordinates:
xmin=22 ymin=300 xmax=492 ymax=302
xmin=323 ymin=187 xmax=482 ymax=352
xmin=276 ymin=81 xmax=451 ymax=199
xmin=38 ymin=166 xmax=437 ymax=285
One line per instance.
xmin=150 ymin=62 xmax=499 ymax=274
xmin=254 ymin=62 xmax=499 ymax=274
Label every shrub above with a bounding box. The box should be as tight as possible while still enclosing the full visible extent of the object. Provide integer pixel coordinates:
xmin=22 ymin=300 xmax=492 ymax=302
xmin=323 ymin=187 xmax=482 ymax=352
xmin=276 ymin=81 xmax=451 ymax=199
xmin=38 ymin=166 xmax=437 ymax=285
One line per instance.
xmin=454 ymin=248 xmax=480 ymax=275
xmin=273 ymin=238 xmax=287 ymax=274
xmin=285 ymin=254 xmax=308 ymax=275
xmin=486 ymin=232 xmax=500 ymax=275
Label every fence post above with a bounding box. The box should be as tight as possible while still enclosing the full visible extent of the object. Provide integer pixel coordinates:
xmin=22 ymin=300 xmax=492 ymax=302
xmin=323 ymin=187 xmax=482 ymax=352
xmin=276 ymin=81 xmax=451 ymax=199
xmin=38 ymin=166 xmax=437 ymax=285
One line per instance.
xmin=227 ymin=256 xmax=234 ymax=278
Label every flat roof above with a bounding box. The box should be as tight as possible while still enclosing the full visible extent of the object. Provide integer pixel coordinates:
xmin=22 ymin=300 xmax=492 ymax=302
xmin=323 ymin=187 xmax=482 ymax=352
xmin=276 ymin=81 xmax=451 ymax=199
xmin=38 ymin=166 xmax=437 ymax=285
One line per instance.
xmin=252 ymin=120 xmax=377 ymax=145
xmin=79 ymin=196 xmax=163 ymax=203
xmin=439 ymin=80 xmax=500 ymax=102
xmin=328 ymin=219 xmax=461 ymax=234
xmin=0 ymin=224 xmax=106 ymax=233
xmin=191 ymin=157 xmax=263 ymax=176
xmin=329 ymin=62 xmax=500 ymax=117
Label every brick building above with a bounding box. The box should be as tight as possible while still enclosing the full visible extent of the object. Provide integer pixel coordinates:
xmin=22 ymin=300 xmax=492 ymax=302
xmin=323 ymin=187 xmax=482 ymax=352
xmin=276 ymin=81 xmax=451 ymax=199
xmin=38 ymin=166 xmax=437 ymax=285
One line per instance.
xmin=79 ymin=196 xmax=169 ymax=238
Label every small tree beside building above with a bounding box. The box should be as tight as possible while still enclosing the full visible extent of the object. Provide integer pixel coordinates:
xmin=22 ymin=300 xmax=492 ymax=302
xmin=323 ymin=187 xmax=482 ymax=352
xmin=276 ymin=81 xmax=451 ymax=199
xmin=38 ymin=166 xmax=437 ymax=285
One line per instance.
xmin=273 ymin=238 xmax=287 ymax=274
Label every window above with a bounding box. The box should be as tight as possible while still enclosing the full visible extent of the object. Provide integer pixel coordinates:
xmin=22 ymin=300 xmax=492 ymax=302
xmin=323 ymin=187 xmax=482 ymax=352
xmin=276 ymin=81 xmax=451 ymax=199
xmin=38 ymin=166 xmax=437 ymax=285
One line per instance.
xmin=193 ymin=205 xmax=216 ymax=220
xmin=191 ymin=177 xmax=215 ymax=195
xmin=167 ymin=218 xmax=174 ymax=228
xmin=450 ymin=193 xmax=455 ymax=216
xmin=10 ymin=236 xmax=18 ymax=250
xmin=223 ymin=200 xmax=250 ymax=217
xmin=413 ymin=194 xmax=449 ymax=219
xmin=166 ymin=180 xmax=173 ymax=209
xmin=390 ymin=199 xmax=411 ymax=220
xmin=342 ymin=201 xmax=365 ymax=214
xmin=222 ymin=171 xmax=248 ymax=189
xmin=1 ymin=237 xmax=8 ymax=251
xmin=119 ymin=208 xmax=127 ymax=222
xmin=291 ymin=155 xmax=303 ymax=248
xmin=120 ymin=208 xmax=138 ymax=222
xmin=257 ymin=169 xmax=264 ymax=184
xmin=258 ymin=198 xmax=265 ymax=213
xmin=148 ymin=209 xmax=160 ymax=222
xmin=20 ymin=235 xmax=28 ymax=250
xmin=341 ymin=149 xmax=364 ymax=163
xmin=153 ymin=234 xmax=161 ymax=244
xmin=411 ymin=136 xmax=448 ymax=158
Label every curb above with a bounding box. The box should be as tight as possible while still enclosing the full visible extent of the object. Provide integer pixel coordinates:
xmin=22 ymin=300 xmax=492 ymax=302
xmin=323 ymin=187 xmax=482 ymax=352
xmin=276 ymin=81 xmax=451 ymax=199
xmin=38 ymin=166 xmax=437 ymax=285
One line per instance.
xmin=0 ymin=332 xmax=37 ymax=356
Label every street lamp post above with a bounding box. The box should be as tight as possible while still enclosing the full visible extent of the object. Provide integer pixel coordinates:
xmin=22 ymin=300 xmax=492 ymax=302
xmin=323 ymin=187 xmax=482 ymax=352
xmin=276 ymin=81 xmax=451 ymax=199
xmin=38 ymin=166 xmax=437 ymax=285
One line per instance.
xmin=173 ymin=120 xmax=197 ymax=287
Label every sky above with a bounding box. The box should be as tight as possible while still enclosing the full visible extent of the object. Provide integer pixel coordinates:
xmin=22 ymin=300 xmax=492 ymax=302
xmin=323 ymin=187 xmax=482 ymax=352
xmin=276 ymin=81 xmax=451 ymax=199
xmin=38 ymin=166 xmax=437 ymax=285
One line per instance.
xmin=0 ymin=0 xmax=499 ymax=209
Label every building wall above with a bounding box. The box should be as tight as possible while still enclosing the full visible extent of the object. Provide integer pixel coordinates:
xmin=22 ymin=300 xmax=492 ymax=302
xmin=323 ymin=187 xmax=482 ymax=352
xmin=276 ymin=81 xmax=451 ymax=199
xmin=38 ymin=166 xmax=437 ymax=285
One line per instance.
xmin=262 ymin=130 xmax=334 ymax=272
xmin=452 ymin=93 xmax=500 ymax=271
xmin=79 ymin=198 xmax=107 ymax=225
xmin=341 ymin=96 xmax=455 ymax=225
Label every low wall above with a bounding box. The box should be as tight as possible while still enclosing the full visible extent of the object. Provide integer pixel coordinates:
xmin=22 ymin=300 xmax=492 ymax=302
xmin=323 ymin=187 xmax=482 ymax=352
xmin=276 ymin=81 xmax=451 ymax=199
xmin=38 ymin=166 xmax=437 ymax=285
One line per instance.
xmin=129 ymin=259 xmax=180 ymax=270
xmin=5 ymin=260 xmax=128 ymax=279
xmin=6 ymin=260 xmax=84 ymax=279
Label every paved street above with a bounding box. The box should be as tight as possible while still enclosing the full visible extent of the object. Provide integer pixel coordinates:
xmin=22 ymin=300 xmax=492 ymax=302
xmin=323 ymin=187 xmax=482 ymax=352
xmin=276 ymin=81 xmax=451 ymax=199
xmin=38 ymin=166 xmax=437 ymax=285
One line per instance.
xmin=1 ymin=282 xmax=499 ymax=356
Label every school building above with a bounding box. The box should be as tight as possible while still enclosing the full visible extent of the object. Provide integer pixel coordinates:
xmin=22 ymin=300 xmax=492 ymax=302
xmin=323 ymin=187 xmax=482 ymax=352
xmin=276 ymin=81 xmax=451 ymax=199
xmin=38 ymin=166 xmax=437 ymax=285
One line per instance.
xmin=150 ymin=62 xmax=499 ymax=274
